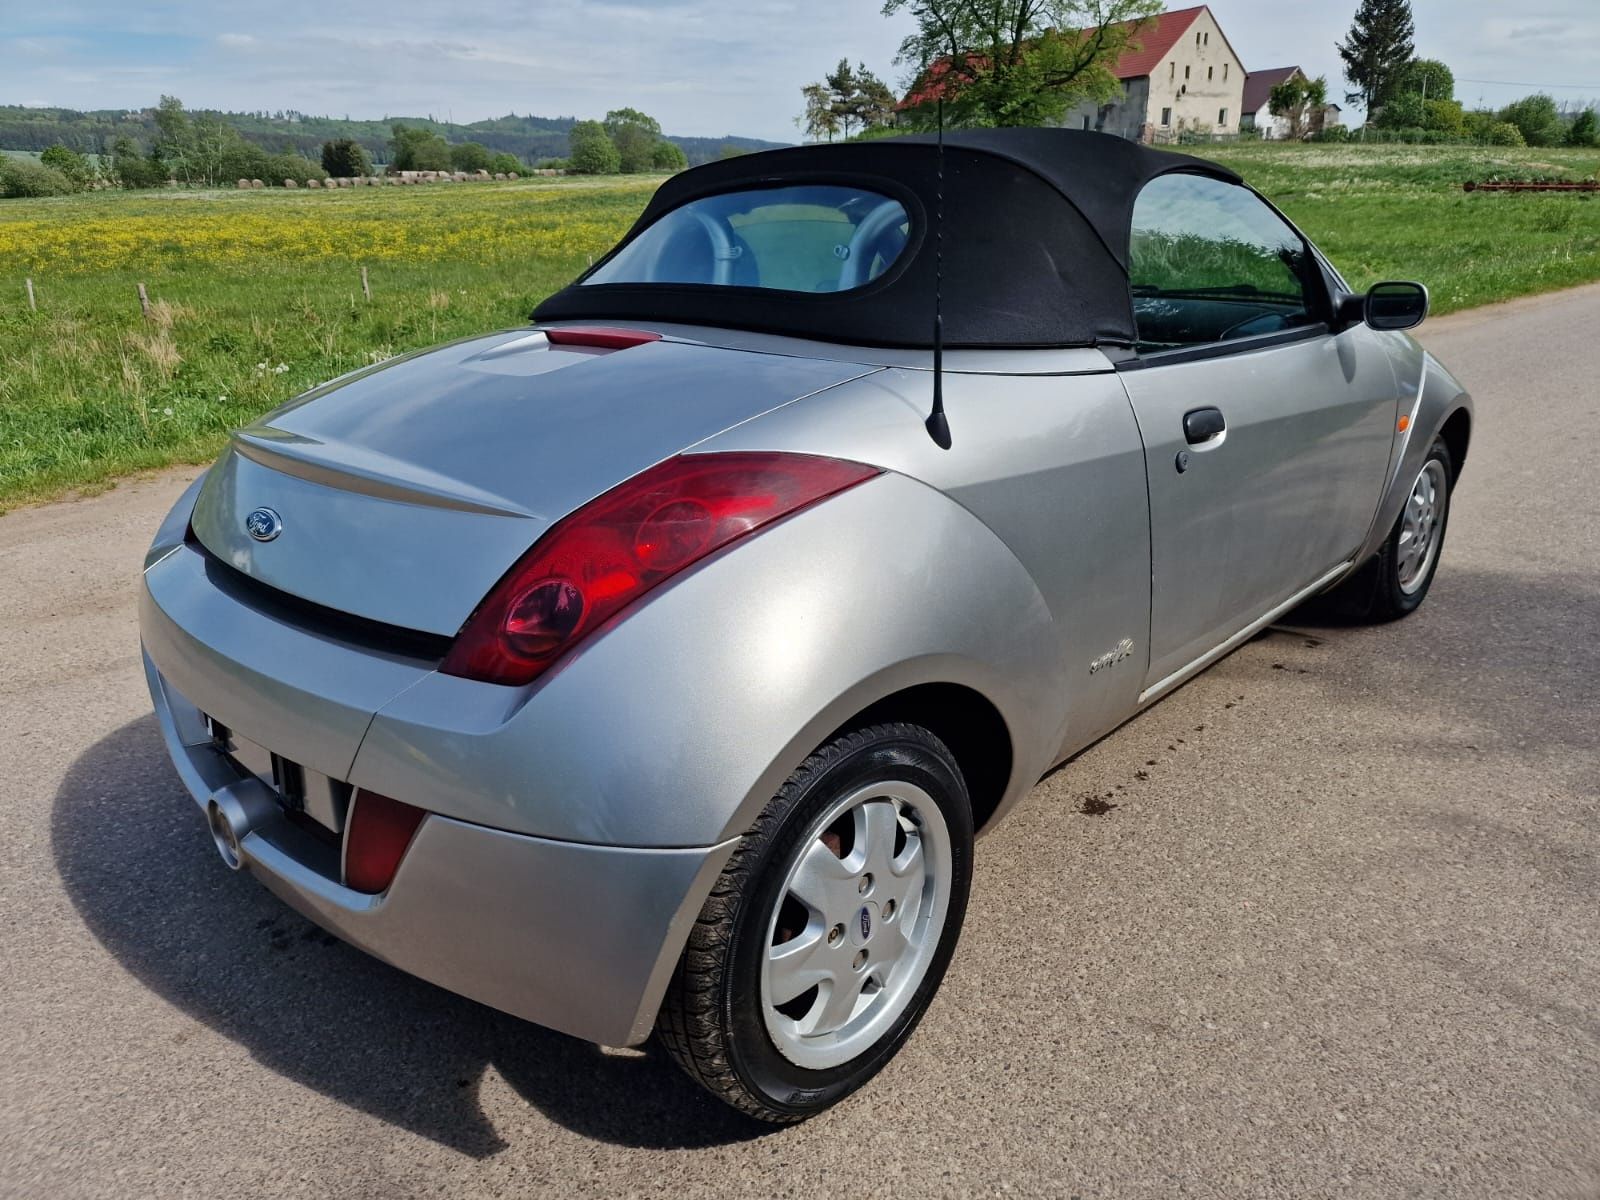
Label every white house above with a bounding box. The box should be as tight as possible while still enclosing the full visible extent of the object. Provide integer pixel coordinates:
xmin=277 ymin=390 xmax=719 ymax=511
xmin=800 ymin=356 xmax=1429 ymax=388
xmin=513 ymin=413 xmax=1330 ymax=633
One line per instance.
xmin=1240 ymin=66 xmax=1343 ymax=139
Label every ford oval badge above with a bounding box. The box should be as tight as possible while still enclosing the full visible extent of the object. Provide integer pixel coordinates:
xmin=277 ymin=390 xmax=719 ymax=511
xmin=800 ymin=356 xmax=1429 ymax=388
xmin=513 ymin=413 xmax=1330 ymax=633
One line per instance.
xmin=245 ymin=507 xmax=282 ymax=542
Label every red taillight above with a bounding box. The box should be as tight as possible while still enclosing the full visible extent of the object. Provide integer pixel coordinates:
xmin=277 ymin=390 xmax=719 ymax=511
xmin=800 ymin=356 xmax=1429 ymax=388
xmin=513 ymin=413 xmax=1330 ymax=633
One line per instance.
xmin=543 ymin=326 xmax=661 ymax=350
xmin=344 ymin=790 xmax=427 ymax=894
xmin=440 ymin=452 xmax=881 ymax=687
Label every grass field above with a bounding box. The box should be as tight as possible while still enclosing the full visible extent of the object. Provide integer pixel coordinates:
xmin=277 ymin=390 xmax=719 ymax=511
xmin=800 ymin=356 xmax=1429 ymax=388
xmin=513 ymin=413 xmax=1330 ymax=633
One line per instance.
xmin=3 ymin=143 xmax=1599 ymax=510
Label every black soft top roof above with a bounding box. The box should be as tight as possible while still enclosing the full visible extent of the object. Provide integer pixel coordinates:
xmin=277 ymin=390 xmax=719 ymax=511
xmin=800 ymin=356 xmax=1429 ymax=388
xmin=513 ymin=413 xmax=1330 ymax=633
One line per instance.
xmin=532 ymin=129 xmax=1242 ymax=350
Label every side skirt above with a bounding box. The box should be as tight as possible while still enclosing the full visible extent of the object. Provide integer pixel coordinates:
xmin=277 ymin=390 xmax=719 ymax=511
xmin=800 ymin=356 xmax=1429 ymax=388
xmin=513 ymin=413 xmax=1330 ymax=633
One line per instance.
xmin=1136 ymin=560 xmax=1355 ymax=707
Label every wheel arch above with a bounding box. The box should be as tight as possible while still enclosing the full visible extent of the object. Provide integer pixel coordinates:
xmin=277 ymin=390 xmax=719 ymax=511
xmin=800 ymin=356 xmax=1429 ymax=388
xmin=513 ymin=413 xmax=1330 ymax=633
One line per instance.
xmin=1439 ymin=405 xmax=1471 ymax=483
xmin=825 ymin=682 xmax=1015 ymax=837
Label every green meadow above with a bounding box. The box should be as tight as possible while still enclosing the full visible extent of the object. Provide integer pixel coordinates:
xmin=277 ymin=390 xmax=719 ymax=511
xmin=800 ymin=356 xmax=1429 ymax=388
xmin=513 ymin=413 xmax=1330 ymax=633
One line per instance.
xmin=2 ymin=143 xmax=1598 ymax=510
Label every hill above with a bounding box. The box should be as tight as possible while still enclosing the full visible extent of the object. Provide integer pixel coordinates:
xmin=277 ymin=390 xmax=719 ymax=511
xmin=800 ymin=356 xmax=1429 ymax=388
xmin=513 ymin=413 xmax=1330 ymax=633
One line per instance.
xmin=0 ymin=105 xmax=785 ymax=167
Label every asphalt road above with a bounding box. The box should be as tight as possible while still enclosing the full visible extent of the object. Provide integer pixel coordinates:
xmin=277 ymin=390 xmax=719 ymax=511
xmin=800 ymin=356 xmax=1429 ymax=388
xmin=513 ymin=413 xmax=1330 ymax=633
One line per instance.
xmin=3 ymin=284 xmax=1598 ymax=1199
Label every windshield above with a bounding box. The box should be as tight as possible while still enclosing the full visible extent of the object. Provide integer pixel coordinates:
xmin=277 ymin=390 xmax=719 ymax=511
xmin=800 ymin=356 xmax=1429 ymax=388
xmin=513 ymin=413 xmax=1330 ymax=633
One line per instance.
xmin=583 ymin=185 xmax=912 ymax=294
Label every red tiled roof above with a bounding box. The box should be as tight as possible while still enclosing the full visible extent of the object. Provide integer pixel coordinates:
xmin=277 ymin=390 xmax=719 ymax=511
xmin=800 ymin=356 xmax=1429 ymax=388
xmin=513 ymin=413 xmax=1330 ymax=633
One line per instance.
xmin=1104 ymin=5 xmax=1206 ymax=80
xmin=900 ymin=5 xmax=1219 ymax=108
xmin=1242 ymin=66 xmax=1303 ymax=115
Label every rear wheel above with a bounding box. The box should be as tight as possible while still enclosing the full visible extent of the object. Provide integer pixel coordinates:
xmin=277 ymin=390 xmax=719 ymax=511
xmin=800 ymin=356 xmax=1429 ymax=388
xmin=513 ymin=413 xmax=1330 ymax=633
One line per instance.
xmin=656 ymin=723 xmax=973 ymax=1123
xmin=1319 ymin=438 xmax=1454 ymax=622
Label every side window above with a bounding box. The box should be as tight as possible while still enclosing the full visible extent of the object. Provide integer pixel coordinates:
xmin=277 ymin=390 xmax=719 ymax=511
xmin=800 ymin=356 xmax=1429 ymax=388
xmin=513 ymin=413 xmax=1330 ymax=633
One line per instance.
xmin=1129 ymin=173 xmax=1319 ymax=353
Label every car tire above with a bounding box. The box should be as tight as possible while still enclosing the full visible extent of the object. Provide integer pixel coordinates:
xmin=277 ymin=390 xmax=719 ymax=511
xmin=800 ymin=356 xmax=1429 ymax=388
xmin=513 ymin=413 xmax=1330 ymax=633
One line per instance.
xmin=655 ymin=723 xmax=974 ymax=1123
xmin=1318 ymin=437 xmax=1454 ymax=623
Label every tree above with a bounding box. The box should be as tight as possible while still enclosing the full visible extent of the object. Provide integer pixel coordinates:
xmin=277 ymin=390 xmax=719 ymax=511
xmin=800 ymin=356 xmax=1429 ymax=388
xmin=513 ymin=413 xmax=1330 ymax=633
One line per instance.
xmin=449 ymin=141 xmax=493 ymax=172
xmin=1568 ymin=107 xmax=1600 ymax=148
xmin=568 ymin=120 xmax=620 ymax=174
xmin=390 ymin=123 xmax=452 ymax=171
xmin=1268 ymin=74 xmax=1329 ymax=140
xmin=488 ymin=151 xmax=523 ymax=174
xmin=109 ymin=135 xmax=164 ymax=189
xmin=800 ymin=83 xmax=842 ymax=141
xmin=604 ymin=109 xmax=663 ymax=173
xmin=152 ymin=94 xmax=194 ymax=182
xmin=1497 ymin=94 xmax=1563 ymax=147
xmin=39 ymin=144 xmax=92 ymax=188
xmin=886 ymin=0 xmax=1165 ymax=129
xmin=1337 ymin=0 xmax=1415 ymax=110
xmin=322 ymin=138 xmax=372 ymax=177
xmin=651 ymin=140 xmax=688 ymax=171
xmin=1396 ymin=58 xmax=1453 ymax=102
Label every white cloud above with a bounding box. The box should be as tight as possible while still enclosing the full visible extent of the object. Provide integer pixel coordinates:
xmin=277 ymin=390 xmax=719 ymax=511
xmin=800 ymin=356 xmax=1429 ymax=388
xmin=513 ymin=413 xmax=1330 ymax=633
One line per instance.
xmin=216 ymin=33 xmax=256 ymax=48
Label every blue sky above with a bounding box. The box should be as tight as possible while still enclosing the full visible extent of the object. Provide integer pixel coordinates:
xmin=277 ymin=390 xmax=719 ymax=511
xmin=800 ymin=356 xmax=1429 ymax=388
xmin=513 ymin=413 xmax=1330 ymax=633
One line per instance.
xmin=5 ymin=1 xmax=1598 ymax=143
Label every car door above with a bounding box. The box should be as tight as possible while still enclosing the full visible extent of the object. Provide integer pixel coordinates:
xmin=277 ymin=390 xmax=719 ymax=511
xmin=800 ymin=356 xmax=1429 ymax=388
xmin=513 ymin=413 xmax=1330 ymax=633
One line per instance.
xmin=1115 ymin=172 xmax=1398 ymax=693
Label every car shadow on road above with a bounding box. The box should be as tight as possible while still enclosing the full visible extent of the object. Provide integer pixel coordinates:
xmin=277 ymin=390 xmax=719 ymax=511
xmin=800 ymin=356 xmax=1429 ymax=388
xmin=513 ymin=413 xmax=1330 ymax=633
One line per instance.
xmin=51 ymin=715 xmax=772 ymax=1157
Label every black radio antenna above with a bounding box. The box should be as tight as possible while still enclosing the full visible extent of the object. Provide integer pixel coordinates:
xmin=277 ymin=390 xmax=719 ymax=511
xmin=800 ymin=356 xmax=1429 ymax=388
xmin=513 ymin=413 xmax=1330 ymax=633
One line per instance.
xmin=925 ymin=94 xmax=952 ymax=450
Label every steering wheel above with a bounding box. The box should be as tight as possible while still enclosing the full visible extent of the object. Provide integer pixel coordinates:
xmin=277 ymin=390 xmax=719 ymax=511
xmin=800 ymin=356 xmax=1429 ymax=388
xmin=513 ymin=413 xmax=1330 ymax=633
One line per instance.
xmin=837 ymin=199 xmax=908 ymax=290
xmin=687 ymin=209 xmax=742 ymax=286
xmin=639 ymin=208 xmax=743 ymax=285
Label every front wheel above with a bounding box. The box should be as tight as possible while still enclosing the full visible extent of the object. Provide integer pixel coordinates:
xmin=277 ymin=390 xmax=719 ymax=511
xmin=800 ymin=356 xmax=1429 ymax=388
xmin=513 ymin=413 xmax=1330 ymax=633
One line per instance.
xmin=655 ymin=723 xmax=973 ymax=1123
xmin=1320 ymin=438 xmax=1455 ymax=622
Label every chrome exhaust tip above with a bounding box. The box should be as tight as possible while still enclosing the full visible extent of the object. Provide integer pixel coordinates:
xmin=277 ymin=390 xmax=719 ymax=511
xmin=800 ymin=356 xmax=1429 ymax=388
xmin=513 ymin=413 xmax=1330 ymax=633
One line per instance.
xmin=205 ymin=782 xmax=277 ymax=871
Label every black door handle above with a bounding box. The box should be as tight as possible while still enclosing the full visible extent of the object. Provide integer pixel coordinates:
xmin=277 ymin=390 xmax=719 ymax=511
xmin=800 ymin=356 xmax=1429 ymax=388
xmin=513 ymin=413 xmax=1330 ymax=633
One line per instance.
xmin=1183 ymin=407 xmax=1226 ymax=444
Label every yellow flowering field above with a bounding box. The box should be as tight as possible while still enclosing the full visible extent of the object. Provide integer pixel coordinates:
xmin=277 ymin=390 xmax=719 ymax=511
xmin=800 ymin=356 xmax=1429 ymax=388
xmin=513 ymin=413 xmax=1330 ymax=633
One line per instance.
xmin=0 ymin=180 xmax=649 ymax=274
xmin=0 ymin=178 xmax=656 ymax=508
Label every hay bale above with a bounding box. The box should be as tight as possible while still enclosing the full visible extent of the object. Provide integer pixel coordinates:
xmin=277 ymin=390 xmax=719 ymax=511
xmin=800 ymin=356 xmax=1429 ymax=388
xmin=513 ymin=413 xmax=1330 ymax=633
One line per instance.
xmin=492 ymin=172 xmax=506 ymax=181
xmin=250 ymin=179 xmax=264 ymax=188
xmin=237 ymin=178 xmax=251 ymax=189
xmin=507 ymin=172 xmax=519 ymax=180
xmin=306 ymin=177 xmax=322 ymax=188
xmin=283 ymin=178 xmax=299 ymax=188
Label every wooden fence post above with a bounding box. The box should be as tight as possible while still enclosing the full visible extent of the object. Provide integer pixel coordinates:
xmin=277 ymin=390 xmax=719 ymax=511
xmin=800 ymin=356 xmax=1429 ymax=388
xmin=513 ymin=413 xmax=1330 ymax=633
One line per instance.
xmin=361 ymin=265 xmax=371 ymax=302
xmin=25 ymin=277 xmax=35 ymax=312
xmin=137 ymin=283 xmax=151 ymax=320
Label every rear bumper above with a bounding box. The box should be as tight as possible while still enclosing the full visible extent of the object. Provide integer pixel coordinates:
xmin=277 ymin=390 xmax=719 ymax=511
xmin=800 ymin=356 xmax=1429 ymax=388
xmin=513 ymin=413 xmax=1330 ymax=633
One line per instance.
xmin=140 ymin=549 xmax=734 ymax=1047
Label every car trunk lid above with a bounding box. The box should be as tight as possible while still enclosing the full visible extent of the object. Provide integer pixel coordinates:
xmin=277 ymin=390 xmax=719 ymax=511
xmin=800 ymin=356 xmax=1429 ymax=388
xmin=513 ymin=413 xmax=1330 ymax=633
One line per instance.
xmin=190 ymin=329 xmax=874 ymax=637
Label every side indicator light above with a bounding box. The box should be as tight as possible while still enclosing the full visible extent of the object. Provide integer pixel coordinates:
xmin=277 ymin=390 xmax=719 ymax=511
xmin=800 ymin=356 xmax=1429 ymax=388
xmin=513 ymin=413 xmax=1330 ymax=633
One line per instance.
xmin=1397 ymin=415 xmax=1411 ymax=433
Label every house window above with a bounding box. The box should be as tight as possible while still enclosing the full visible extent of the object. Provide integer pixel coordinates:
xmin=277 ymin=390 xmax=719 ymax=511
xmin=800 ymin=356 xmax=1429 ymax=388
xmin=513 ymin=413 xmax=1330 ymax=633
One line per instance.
xmin=1161 ymin=107 xmax=1172 ymax=126
xmin=1083 ymin=115 xmax=1092 ymax=130
xmin=1185 ymin=66 xmax=1191 ymax=80
xmin=1218 ymin=108 xmax=1229 ymax=126
xmin=1170 ymin=62 xmax=1176 ymax=79
xmin=1208 ymin=67 xmax=1214 ymax=80
xmin=1224 ymin=64 xmax=1229 ymax=81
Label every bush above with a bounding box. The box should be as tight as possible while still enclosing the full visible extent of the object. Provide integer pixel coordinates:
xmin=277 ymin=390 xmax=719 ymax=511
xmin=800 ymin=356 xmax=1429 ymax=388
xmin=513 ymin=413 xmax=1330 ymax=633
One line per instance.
xmin=1309 ymin=125 xmax=1352 ymax=143
xmin=488 ymin=151 xmax=522 ymax=175
xmin=321 ymin=138 xmax=372 ymax=178
xmin=1568 ymin=109 xmax=1599 ymax=148
xmin=1498 ymin=95 xmax=1563 ymax=147
xmin=265 ymin=153 xmax=325 ymax=183
xmin=218 ymin=140 xmax=271 ymax=183
xmin=1376 ymin=93 xmax=1426 ymax=130
xmin=1423 ymin=99 xmax=1466 ymax=137
xmin=0 ymin=157 xmax=74 ymax=198
xmin=651 ymin=140 xmax=688 ymax=171
xmin=449 ymin=141 xmax=492 ymax=173
xmin=39 ymin=144 xmax=93 ymax=188
xmin=568 ymin=121 xmax=620 ymax=174
xmin=1484 ymin=121 xmax=1527 ymax=147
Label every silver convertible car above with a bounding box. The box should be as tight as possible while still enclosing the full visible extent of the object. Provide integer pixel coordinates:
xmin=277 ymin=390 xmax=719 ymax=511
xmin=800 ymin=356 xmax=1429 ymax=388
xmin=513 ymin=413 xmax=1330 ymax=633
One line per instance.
xmin=140 ymin=130 xmax=1470 ymax=1122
